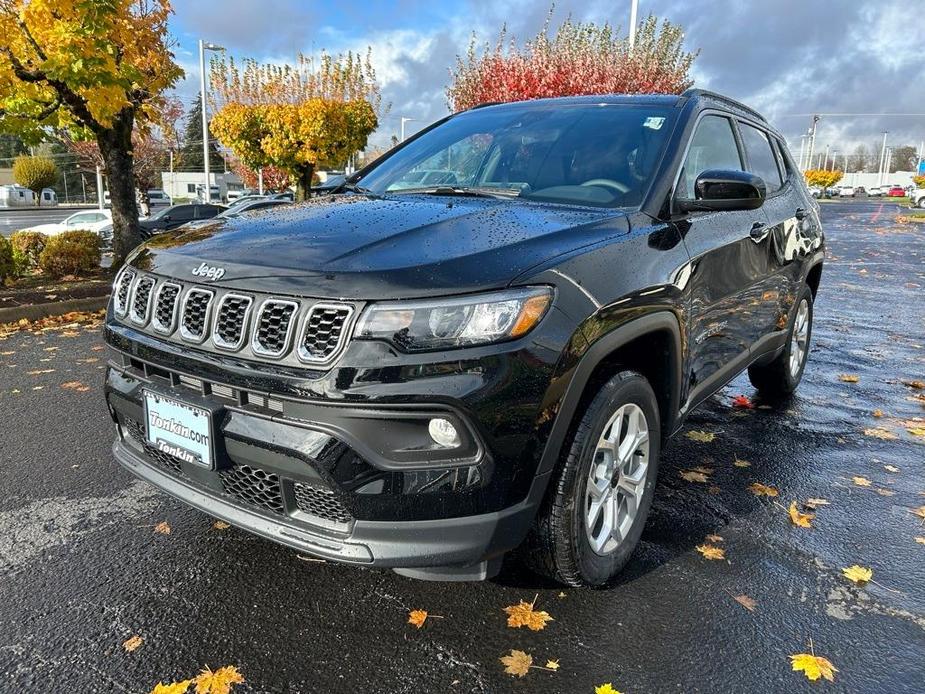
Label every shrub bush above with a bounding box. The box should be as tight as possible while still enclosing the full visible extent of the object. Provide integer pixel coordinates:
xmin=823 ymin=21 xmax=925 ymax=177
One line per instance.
xmin=38 ymin=230 xmax=101 ymax=278
xmin=0 ymin=235 xmax=14 ymax=283
xmin=9 ymin=231 xmax=48 ymax=275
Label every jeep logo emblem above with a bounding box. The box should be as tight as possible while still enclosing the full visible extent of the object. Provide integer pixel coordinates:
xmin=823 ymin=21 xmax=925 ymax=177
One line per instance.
xmin=191 ymin=262 xmax=225 ymax=281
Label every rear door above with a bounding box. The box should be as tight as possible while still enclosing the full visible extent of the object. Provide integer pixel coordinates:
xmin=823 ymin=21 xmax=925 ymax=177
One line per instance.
xmin=677 ymin=114 xmax=771 ymax=406
xmin=166 ymin=205 xmax=196 ymax=228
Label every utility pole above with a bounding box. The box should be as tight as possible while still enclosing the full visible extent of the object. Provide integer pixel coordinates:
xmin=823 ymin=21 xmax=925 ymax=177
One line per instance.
xmin=797 ymin=136 xmax=806 ymax=171
xmin=823 ymin=144 xmax=830 ymax=170
xmin=830 ymin=150 xmax=837 ymax=172
xmin=95 ymin=165 xmax=104 ymax=210
xmin=199 ymin=39 xmax=225 ymax=202
xmin=81 ymin=173 xmax=86 ymax=203
xmin=628 ymin=0 xmax=639 ymax=50
xmin=806 ymin=115 xmax=819 ymax=171
xmin=877 ymin=131 xmax=888 ymax=187
xmin=885 ymin=147 xmax=893 ymax=181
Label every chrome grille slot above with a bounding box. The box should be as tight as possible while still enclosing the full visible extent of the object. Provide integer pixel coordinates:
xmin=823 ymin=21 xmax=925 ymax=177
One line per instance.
xmin=152 ymin=282 xmax=181 ymax=333
xmin=252 ymin=299 xmax=298 ymax=357
xmin=180 ymin=288 xmax=214 ymax=343
xmin=129 ymin=276 xmax=156 ymax=325
xmin=114 ymin=270 xmax=135 ymax=317
xmin=210 ymin=383 xmax=235 ymax=400
xmin=212 ymin=293 xmax=252 ymax=350
xmin=298 ymin=303 xmax=353 ymax=364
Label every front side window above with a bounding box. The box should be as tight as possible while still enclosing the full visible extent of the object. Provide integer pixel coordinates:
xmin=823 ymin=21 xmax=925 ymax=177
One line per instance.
xmin=740 ymin=122 xmax=783 ymax=193
xmin=678 ymin=115 xmax=743 ymax=199
xmin=359 ymin=103 xmax=678 ymax=208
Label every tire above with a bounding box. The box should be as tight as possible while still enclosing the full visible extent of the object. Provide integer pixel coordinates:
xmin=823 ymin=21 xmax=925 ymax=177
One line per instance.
xmin=748 ymin=285 xmax=814 ymax=396
xmin=524 ymin=371 xmax=661 ymax=587
xmin=917 ymin=197 xmax=925 ymax=209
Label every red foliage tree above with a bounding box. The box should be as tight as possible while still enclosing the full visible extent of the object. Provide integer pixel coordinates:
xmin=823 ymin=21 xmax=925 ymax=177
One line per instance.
xmin=229 ymin=160 xmax=292 ymax=193
xmin=447 ymin=13 xmax=699 ymax=112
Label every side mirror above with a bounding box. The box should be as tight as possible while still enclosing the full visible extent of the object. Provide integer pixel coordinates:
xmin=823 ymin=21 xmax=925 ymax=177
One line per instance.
xmin=676 ymin=169 xmax=766 ymax=213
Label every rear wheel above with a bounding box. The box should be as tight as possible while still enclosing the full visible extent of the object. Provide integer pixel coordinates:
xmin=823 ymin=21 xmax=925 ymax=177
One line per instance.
xmin=524 ymin=371 xmax=660 ymax=587
xmin=748 ymin=285 xmax=813 ymax=396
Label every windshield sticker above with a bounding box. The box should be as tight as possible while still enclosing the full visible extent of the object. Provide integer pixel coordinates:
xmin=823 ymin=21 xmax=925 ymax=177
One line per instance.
xmin=643 ymin=116 xmax=666 ymax=130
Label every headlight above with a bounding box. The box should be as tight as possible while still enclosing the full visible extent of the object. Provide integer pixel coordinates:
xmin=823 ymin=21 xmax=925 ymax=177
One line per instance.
xmin=355 ymin=286 xmax=553 ymax=352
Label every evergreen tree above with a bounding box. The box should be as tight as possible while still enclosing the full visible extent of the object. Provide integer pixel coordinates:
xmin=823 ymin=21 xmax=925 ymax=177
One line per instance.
xmin=180 ymin=94 xmax=225 ymax=171
xmin=0 ymin=133 xmax=27 ymax=161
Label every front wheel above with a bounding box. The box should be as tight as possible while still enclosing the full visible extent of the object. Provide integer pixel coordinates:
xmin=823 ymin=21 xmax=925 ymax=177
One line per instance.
xmin=524 ymin=371 xmax=660 ymax=587
xmin=748 ymin=285 xmax=814 ymax=396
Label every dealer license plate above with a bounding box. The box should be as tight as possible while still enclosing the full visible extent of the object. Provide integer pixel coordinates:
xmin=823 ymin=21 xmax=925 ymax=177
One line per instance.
xmin=143 ymin=390 xmax=213 ymax=468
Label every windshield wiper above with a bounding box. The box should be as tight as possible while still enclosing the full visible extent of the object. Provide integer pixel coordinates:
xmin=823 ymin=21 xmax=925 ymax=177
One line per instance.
xmin=399 ymin=186 xmax=521 ymax=199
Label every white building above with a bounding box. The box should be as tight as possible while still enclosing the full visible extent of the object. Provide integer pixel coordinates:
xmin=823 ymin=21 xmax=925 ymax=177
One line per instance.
xmin=160 ymin=171 xmax=243 ymax=203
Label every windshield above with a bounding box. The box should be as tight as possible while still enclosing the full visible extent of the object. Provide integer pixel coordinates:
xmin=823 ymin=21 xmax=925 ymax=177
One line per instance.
xmin=148 ymin=205 xmax=172 ymax=220
xmin=358 ymin=102 xmax=676 ymax=208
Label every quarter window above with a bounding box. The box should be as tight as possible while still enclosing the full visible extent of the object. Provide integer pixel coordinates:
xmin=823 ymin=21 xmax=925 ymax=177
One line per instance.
xmin=678 ymin=116 xmax=743 ymax=199
xmin=740 ymin=123 xmax=783 ymax=193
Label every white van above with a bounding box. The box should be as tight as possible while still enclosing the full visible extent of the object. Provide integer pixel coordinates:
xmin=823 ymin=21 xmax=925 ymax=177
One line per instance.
xmin=0 ymin=184 xmax=34 ymax=207
xmin=147 ymin=189 xmax=172 ymax=209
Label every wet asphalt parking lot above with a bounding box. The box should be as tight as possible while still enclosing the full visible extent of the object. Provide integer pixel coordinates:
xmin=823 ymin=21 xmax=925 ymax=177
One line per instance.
xmin=0 ymin=199 xmax=922 ymax=693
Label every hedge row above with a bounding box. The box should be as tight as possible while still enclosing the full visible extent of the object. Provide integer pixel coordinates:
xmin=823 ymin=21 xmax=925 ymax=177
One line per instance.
xmin=0 ymin=230 xmax=101 ymax=282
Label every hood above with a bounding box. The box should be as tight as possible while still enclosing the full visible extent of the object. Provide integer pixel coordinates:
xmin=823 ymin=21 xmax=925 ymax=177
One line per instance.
xmin=129 ymin=194 xmax=629 ymax=300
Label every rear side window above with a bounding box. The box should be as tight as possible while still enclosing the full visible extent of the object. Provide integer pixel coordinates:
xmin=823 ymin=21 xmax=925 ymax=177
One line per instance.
xmin=739 ymin=123 xmax=783 ymax=193
xmin=678 ymin=115 xmax=743 ymax=199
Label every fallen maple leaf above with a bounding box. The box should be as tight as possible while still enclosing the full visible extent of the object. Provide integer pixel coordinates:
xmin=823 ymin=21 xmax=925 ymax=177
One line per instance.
xmin=123 ymin=635 xmax=143 ymax=652
xmin=749 ymin=482 xmax=779 ymax=497
xmin=733 ymin=457 xmax=751 ymax=468
xmin=838 ymin=374 xmax=859 ymax=383
xmin=408 ymin=609 xmax=429 ymax=629
xmin=731 ymin=394 xmax=754 ymax=409
xmin=876 ymin=488 xmax=895 ymax=497
xmin=150 ymin=681 xmax=193 ymax=694
xmin=915 ymin=537 xmax=925 ymax=545
xmin=696 ymin=543 xmax=725 ymax=560
xmin=61 ymin=381 xmax=90 ymax=392
xmin=595 ymin=684 xmax=624 ymax=694
xmin=791 ymin=652 xmax=837 ymax=682
xmin=154 ymin=521 xmax=171 ymax=535
xmin=504 ymin=596 xmax=553 ymax=631
xmin=842 ymin=565 xmax=873 ymax=584
xmin=686 ymin=430 xmax=716 ymax=443
xmin=901 ymin=379 xmax=925 ymax=390
xmin=788 ymin=502 xmax=814 ymax=528
xmin=545 ymin=660 xmax=560 ymax=671
xmin=733 ymin=594 xmax=757 ymax=611
xmin=805 ymin=498 xmax=830 ymax=509
xmin=872 ymin=409 xmax=884 ymax=418
xmin=852 ymin=476 xmax=873 ymax=487
xmin=26 ymin=369 xmax=55 ymax=375
xmin=212 ymin=521 xmax=230 ymax=530
xmin=884 ymin=465 xmax=900 ymax=473
xmin=193 ymin=665 xmax=244 ymax=694
xmin=706 ymin=534 xmax=724 ymax=543
xmin=907 ymin=427 xmax=925 ymax=437
xmin=680 ymin=469 xmax=710 ymax=483
xmin=500 ymin=650 xmax=532 ymax=678
xmin=864 ymin=427 xmax=898 ymax=440
xmin=912 ymin=506 xmax=925 ymax=520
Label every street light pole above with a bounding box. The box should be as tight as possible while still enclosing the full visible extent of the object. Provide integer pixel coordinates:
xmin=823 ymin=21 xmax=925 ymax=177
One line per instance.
xmin=400 ymin=117 xmax=416 ymax=142
xmin=628 ymin=0 xmax=639 ymax=50
xmin=199 ymin=39 xmax=224 ymax=202
xmin=806 ymin=115 xmax=819 ymax=171
xmin=877 ymin=131 xmax=888 ymax=187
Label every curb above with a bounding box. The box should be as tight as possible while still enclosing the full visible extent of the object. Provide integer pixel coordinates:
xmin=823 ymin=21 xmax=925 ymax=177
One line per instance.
xmin=0 ymin=294 xmax=110 ymax=324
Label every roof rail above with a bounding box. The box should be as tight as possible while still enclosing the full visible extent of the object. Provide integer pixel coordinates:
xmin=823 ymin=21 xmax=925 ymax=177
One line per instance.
xmin=681 ymin=88 xmax=767 ymax=122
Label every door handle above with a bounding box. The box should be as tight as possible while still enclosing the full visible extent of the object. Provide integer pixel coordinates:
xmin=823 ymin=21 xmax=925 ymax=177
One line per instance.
xmin=749 ymin=222 xmax=769 ymax=242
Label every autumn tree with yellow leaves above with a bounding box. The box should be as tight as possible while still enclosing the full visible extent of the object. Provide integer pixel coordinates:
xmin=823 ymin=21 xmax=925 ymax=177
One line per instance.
xmin=0 ymin=0 xmax=183 ymax=261
xmin=209 ymin=51 xmax=381 ymax=201
xmin=804 ymin=169 xmax=843 ymax=190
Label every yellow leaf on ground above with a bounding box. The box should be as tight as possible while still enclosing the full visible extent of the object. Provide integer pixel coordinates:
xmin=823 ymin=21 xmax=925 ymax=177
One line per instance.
xmin=686 ymin=430 xmax=716 ymax=443
xmin=212 ymin=521 xmax=230 ymax=530
xmin=408 ymin=609 xmax=428 ymax=629
xmin=595 ymin=684 xmax=624 ymax=694
xmin=901 ymin=379 xmax=925 ymax=389
xmin=864 ymin=428 xmax=898 ymax=440
xmin=545 ymin=660 xmax=560 ymax=671
xmin=876 ymin=488 xmax=895 ymax=497
xmin=749 ymin=482 xmax=779 ymax=497
xmin=838 ymin=374 xmax=859 ymax=383
xmin=872 ymin=409 xmax=884 ymax=418
xmin=154 ymin=521 xmax=171 ymax=535
xmin=680 ymin=470 xmax=710 ymax=483
xmin=150 ymin=681 xmax=193 ymax=694
xmin=123 ymin=635 xmax=143 ymax=652
xmin=884 ymin=465 xmax=900 ymax=473
xmin=907 ymin=427 xmax=925 ymax=437
xmin=852 ymin=476 xmax=872 ymax=487
xmin=61 ymin=380 xmax=90 ymax=392
xmin=789 ymin=501 xmax=814 ymax=528
xmin=842 ymin=565 xmax=873 ymax=584
xmin=696 ymin=544 xmax=725 ymax=560
xmin=504 ymin=596 xmax=553 ymax=631
xmin=733 ymin=457 xmax=751 ymax=468
xmin=733 ymin=594 xmax=757 ymax=611
xmin=500 ymin=650 xmax=532 ymax=678
xmin=912 ymin=506 xmax=925 ymax=520
xmin=806 ymin=498 xmax=830 ymax=509
xmin=791 ymin=653 xmax=837 ymax=682
xmin=915 ymin=537 xmax=925 ymax=545
xmin=193 ymin=665 xmax=244 ymax=694
xmin=706 ymin=534 xmax=724 ymax=543
xmin=26 ymin=369 xmax=55 ymax=375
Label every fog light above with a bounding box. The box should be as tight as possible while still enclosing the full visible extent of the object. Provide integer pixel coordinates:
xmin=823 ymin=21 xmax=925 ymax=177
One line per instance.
xmin=428 ymin=417 xmax=461 ymax=448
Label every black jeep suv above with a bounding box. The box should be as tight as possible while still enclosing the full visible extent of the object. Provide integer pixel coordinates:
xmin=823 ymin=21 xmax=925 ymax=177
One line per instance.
xmin=103 ymin=90 xmax=824 ymax=586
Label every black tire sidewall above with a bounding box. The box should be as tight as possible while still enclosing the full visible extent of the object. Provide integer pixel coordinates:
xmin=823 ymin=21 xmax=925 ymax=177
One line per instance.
xmin=567 ymin=374 xmax=661 ymax=586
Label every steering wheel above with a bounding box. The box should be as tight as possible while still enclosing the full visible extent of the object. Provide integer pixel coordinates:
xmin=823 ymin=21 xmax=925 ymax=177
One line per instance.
xmin=581 ymin=178 xmax=630 ymax=194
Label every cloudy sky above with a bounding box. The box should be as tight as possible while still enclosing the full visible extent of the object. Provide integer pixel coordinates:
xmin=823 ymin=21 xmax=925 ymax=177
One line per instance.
xmin=168 ymin=0 xmax=925 ymax=159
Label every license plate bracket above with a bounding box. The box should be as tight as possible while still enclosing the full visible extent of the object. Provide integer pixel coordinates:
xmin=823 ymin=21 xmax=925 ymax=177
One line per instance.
xmin=143 ymin=390 xmax=215 ymax=468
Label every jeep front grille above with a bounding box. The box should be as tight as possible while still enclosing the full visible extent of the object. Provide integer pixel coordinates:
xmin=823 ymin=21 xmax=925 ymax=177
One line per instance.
xmin=123 ymin=418 xmax=183 ymax=475
xmin=252 ymin=300 xmax=298 ymax=356
xmin=220 ymin=464 xmax=284 ymax=513
xmin=152 ymin=283 xmax=181 ymax=333
xmin=180 ymin=288 xmax=214 ymax=342
xmin=129 ymin=275 xmax=155 ymax=325
xmin=298 ymin=304 xmax=353 ymax=363
xmin=114 ymin=270 xmax=135 ymax=317
xmin=213 ymin=294 xmax=252 ymax=350
xmin=293 ymin=482 xmax=353 ymax=524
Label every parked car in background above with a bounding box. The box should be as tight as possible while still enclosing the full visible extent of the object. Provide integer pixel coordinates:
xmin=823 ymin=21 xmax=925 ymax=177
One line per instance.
xmin=195 ymin=185 xmax=223 ymax=203
xmin=147 ymin=189 xmax=172 ymax=210
xmin=139 ymin=203 xmax=225 ymax=235
xmin=179 ymin=198 xmax=291 ymax=230
xmin=887 ymin=185 xmax=905 ymax=197
xmin=104 ymin=90 xmax=825 ymax=586
xmin=19 ymin=209 xmax=112 ymax=235
xmin=853 ymin=186 xmax=866 ymax=196
xmin=837 ymin=186 xmax=855 ymax=197
xmin=910 ymin=188 xmax=925 ymax=208
xmin=226 ymin=189 xmax=256 ymax=203
xmin=867 ymin=186 xmax=882 ymax=197
xmin=808 ymin=185 xmax=822 ymax=198
xmin=269 ymin=191 xmax=294 ymax=201
xmin=226 ymin=194 xmax=267 ymax=210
